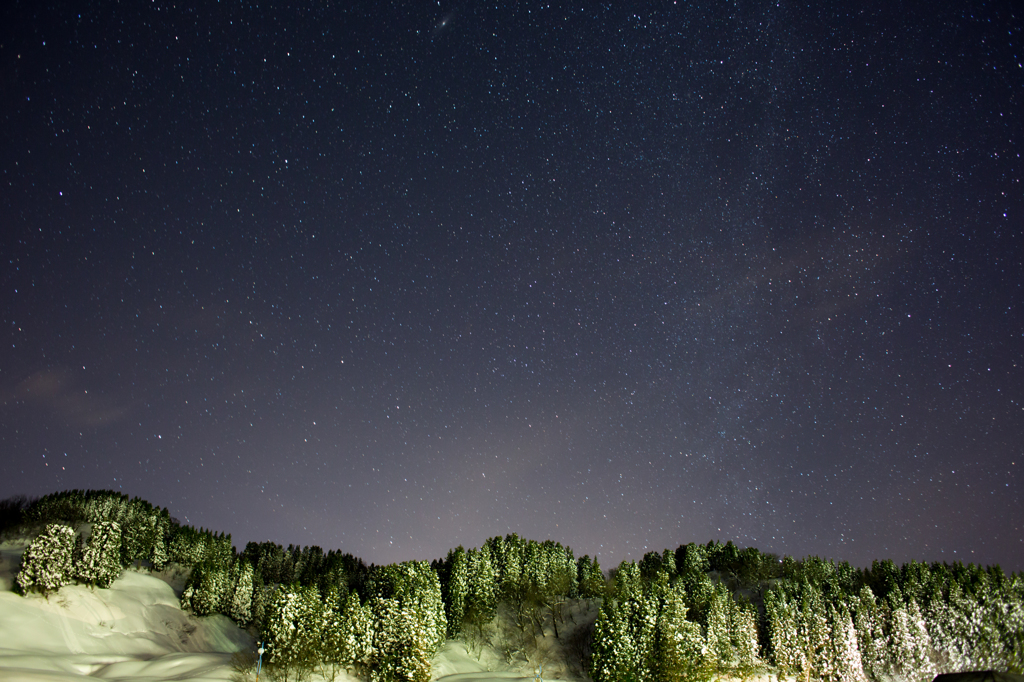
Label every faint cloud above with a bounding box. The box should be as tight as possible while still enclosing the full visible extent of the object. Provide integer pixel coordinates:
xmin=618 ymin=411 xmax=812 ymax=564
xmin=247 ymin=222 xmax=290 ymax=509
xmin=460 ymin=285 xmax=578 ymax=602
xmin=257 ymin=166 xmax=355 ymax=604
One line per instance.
xmin=3 ymin=368 xmax=128 ymax=428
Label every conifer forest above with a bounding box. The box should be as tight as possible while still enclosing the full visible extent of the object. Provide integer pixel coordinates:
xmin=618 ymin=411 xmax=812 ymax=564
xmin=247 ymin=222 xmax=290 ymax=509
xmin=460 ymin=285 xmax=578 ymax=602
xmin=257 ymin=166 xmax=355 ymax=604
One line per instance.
xmin=3 ymin=490 xmax=1022 ymax=682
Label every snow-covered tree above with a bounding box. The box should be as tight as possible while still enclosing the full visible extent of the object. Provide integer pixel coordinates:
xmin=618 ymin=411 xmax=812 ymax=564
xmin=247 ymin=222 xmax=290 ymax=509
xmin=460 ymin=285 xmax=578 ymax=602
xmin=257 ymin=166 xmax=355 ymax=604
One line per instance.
xmin=614 ymin=561 xmax=642 ymax=601
xmin=250 ymin=570 xmax=269 ymax=631
xmin=577 ymin=554 xmax=606 ymax=599
xmin=340 ymin=591 xmax=374 ymax=675
xmin=729 ymin=601 xmax=761 ymax=672
xmin=489 ymin=534 xmax=524 ymax=602
xmin=228 ymin=558 xmax=255 ymax=625
xmin=885 ymin=597 xmax=933 ymax=682
xmin=369 ymin=561 xmax=447 ymax=657
xmin=467 ymin=544 xmax=498 ymax=619
xmin=150 ymin=513 xmax=170 ymax=570
xmin=656 ymin=585 xmax=710 ymax=682
xmin=799 ymin=581 xmax=830 ymax=680
xmin=632 ymin=593 xmax=659 ymax=682
xmin=678 ymin=542 xmax=710 ymax=578
xmin=120 ymin=506 xmax=152 ymax=566
xmin=854 ymin=585 xmax=888 ymax=680
xmin=765 ymin=586 xmax=806 ymax=676
xmin=660 ymin=547 xmax=678 ymax=580
xmin=16 ymin=523 xmax=76 ymax=595
xmin=370 ymin=596 xmax=431 ymax=682
xmin=441 ymin=546 xmax=468 ymax=638
xmin=263 ymin=584 xmax=323 ymax=678
xmin=826 ymin=602 xmax=866 ymax=682
xmin=181 ymin=559 xmax=231 ymax=616
xmin=704 ymin=584 xmax=732 ymax=668
xmin=590 ymin=600 xmax=638 ymax=682
xmin=320 ymin=590 xmax=370 ymax=677
xmin=76 ymin=520 xmax=123 ymax=588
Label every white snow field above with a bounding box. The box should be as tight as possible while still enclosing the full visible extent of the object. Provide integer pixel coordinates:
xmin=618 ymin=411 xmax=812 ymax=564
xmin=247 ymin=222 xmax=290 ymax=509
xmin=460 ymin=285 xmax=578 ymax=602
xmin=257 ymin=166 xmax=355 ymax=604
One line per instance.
xmin=0 ymin=539 xmax=253 ymax=681
xmin=0 ymin=540 xmax=547 ymax=682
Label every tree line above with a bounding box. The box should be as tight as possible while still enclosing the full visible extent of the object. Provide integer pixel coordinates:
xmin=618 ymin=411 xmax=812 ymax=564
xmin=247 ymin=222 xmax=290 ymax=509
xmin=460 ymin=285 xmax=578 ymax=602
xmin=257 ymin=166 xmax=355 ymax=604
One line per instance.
xmin=3 ymin=490 xmax=1022 ymax=682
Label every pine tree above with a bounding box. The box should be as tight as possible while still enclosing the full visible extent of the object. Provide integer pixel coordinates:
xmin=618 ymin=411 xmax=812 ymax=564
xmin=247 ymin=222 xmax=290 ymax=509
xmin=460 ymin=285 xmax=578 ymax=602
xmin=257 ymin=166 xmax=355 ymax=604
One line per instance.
xmin=614 ymin=561 xmax=642 ymax=601
xmin=442 ymin=546 xmax=468 ymax=638
xmin=150 ymin=513 xmax=169 ymax=570
xmin=16 ymin=523 xmax=76 ymax=595
xmin=319 ymin=586 xmax=346 ymax=682
xmin=369 ymin=561 xmax=447 ymax=657
xmin=885 ymin=597 xmax=933 ymax=682
xmin=181 ymin=559 xmax=231 ymax=616
xmin=464 ymin=544 xmax=498 ymax=649
xmin=76 ymin=520 xmax=123 ymax=588
xmin=578 ymin=555 xmax=606 ymax=599
xmin=827 ymin=602 xmax=866 ymax=682
xmin=656 ymin=585 xmax=710 ymax=682
xmin=467 ymin=544 xmax=498 ymax=620
xmin=338 ymin=591 xmax=374 ymax=676
xmin=854 ymin=585 xmax=888 ymax=680
xmin=799 ymin=581 xmax=830 ymax=681
xmin=589 ymin=600 xmax=637 ymax=682
xmin=229 ymin=558 xmax=255 ymax=625
xmin=660 ymin=547 xmax=677 ymax=580
xmin=120 ymin=506 xmax=151 ymax=567
xmin=370 ymin=596 xmax=431 ymax=682
xmin=730 ymin=601 xmax=760 ymax=672
xmin=263 ymin=584 xmax=323 ymax=678
xmin=704 ymin=584 xmax=732 ymax=669
xmin=250 ymin=570 xmax=268 ymax=631
xmin=765 ymin=586 xmax=805 ymax=676
xmin=632 ymin=593 xmax=660 ymax=682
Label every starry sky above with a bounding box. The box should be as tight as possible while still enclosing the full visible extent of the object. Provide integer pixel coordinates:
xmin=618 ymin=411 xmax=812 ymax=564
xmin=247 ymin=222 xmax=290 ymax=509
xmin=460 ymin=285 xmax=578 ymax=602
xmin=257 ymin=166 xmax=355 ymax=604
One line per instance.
xmin=2 ymin=0 xmax=1022 ymax=571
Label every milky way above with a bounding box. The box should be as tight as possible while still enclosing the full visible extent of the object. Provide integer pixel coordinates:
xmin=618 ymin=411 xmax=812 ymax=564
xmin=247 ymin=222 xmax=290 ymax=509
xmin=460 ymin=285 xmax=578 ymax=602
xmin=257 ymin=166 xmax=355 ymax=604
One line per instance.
xmin=1 ymin=1 xmax=1022 ymax=570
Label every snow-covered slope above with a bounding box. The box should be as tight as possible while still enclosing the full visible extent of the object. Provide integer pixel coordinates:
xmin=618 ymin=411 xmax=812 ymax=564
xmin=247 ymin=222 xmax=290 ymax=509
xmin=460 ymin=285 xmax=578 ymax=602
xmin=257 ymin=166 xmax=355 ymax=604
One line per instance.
xmin=0 ymin=539 xmax=252 ymax=681
xmin=0 ymin=539 xmax=569 ymax=682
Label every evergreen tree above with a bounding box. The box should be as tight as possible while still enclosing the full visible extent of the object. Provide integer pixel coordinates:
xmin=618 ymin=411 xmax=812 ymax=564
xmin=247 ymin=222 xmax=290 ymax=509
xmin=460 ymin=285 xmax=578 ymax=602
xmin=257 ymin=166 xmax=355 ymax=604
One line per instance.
xmin=441 ymin=546 xmax=468 ymax=638
xmin=370 ymin=596 xmax=431 ymax=682
xmin=228 ymin=558 xmax=255 ymax=625
xmin=678 ymin=543 xmax=710 ymax=577
xmin=339 ymin=591 xmax=374 ymax=676
xmin=729 ymin=601 xmax=760 ymax=672
xmin=854 ymin=585 xmax=889 ymax=680
xmin=181 ymin=559 xmax=231 ymax=616
xmin=827 ymin=602 xmax=866 ymax=682
xmin=464 ymin=545 xmax=498 ymax=641
xmin=631 ymin=593 xmax=659 ymax=682
xmin=76 ymin=520 xmax=123 ymax=588
xmin=369 ymin=561 xmax=447 ymax=656
xmin=765 ymin=586 xmax=806 ymax=676
xmin=885 ymin=597 xmax=933 ymax=682
xmin=319 ymin=586 xmax=345 ymax=682
xmin=16 ymin=523 xmax=76 ymax=595
xmin=150 ymin=512 xmax=170 ymax=569
xmin=704 ymin=584 xmax=732 ymax=669
xmin=263 ymin=584 xmax=323 ymax=678
xmin=470 ymin=545 xmax=498 ymax=615
xmin=614 ymin=561 xmax=642 ymax=601
xmin=577 ymin=555 xmax=606 ymax=599
xmin=120 ymin=506 xmax=153 ymax=566
xmin=590 ymin=600 xmax=637 ymax=682
xmin=250 ymin=570 xmax=268 ymax=631
xmin=660 ymin=547 xmax=677 ymax=580
xmin=656 ymin=585 xmax=710 ymax=682
xmin=795 ymin=580 xmax=830 ymax=681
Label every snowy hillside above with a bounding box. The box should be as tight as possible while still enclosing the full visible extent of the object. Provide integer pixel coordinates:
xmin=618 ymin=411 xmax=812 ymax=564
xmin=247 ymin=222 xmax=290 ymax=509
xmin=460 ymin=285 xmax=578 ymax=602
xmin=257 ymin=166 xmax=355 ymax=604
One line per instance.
xmin=0 ymin=538 xmax=252 ymax=680
xmin=0 ymin=539 xmax=564 ymax=682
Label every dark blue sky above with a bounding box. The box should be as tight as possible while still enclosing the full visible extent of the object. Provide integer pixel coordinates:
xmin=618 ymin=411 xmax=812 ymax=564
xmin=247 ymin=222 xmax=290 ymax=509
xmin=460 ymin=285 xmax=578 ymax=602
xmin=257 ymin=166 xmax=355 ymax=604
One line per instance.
xmin=2 ymin=0 xmax=1022 ymax=570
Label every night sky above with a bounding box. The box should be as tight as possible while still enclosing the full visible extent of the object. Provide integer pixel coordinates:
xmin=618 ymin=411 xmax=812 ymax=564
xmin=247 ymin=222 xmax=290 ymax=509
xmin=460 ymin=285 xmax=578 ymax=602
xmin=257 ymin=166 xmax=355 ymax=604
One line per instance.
xmin=2 ymin=1 xmax=1022 ymax=572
